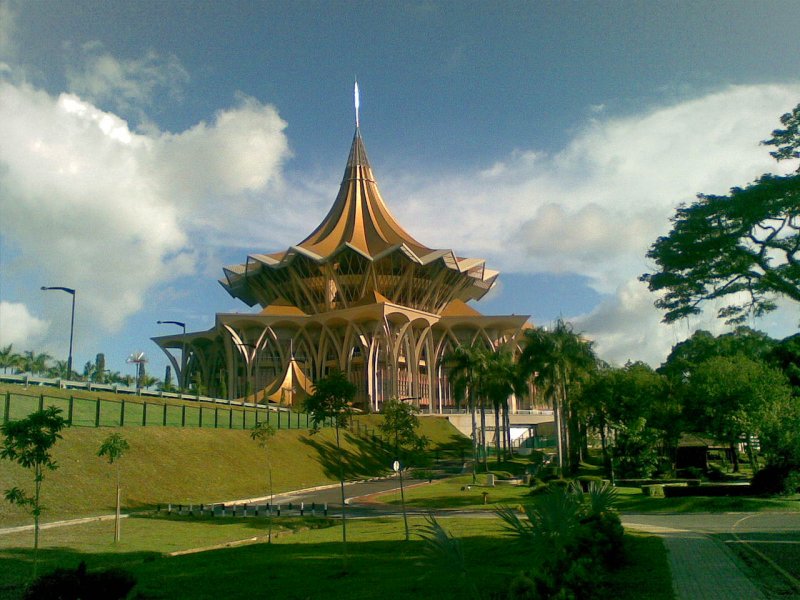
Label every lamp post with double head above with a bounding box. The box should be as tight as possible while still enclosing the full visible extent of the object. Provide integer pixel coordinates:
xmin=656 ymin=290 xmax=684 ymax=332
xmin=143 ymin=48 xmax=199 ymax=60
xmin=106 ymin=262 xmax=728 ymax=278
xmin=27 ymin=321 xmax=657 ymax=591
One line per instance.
xmin=41 ymin=286 xmax=76 ymax=378
xmin=157 ymin=320 xmax=186 ymax=393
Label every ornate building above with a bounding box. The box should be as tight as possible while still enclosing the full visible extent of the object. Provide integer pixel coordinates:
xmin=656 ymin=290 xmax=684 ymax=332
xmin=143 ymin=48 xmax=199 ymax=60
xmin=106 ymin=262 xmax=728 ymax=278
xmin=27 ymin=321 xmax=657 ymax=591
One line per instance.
xmin=153 ymin=119 xmax=531 ymax=412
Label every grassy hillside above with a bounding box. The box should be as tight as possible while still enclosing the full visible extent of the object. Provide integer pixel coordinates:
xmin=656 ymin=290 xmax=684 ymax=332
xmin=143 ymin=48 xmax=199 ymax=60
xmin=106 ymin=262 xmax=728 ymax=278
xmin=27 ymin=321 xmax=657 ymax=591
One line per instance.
xmin=0 ymin=413 xmax=466 ymax=528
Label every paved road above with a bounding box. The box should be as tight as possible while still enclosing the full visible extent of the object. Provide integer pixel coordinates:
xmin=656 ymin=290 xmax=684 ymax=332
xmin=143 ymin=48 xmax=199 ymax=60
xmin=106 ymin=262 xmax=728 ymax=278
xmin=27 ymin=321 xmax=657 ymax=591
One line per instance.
xmin=223 ymin=476 xmax=430 ymax=515
xmin=623 ymin=512 xmax=800 ymax=599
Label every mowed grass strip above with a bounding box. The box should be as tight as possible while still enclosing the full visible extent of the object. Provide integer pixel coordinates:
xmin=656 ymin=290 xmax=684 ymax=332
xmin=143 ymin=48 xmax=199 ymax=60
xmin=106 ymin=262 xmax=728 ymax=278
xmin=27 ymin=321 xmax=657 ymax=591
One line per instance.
xmin=613 ymin=486 xmax=800 ymax=513
xmin=0 ymin=415 xmax=468 ymax=528
xmin=0 ymin=515 xmax=673 ymax=600
xmin=375 ymin=474 xmax=532 ymax=510
xmin=382 ymin=476 xmax=800 ymax=514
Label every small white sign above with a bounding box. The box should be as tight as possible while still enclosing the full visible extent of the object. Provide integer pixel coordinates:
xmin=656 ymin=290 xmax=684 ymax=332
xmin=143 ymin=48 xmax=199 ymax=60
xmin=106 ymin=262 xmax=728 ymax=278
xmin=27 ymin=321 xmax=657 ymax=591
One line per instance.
xmin=393 ymin=460 xmax=400 ymax=472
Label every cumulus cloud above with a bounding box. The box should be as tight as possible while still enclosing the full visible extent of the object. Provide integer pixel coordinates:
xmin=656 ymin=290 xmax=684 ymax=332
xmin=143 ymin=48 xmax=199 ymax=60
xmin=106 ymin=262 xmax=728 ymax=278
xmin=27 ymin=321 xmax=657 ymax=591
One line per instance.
xmin=151 ymin=94 xmax=290 ymax=234
xmin=65 ymin=42 xmax=189 ymax=121
xmin=0 ymin=76 xmax=291 ymax=337
xmin=388 ymin=83 xmax=800 ymax=364
xmin=0 ymin=301 xmax=48 ymax=346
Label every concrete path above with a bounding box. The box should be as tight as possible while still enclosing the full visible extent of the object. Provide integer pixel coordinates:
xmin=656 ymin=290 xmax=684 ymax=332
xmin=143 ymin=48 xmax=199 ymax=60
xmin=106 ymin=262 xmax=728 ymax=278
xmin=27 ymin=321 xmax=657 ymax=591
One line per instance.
xmin=0 ymin=513 xmax=128 ymax=536
xmin=623 ymin=518 xmax=767 ymax=600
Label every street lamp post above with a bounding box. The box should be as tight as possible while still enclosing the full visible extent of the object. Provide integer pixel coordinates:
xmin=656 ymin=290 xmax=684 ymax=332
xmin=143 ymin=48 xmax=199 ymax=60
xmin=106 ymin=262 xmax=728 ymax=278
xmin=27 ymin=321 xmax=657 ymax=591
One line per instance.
xmin=41 ymin=286 xmax=76 ymax=378
xmin=157 ymin=320 xmax=186 ymax=393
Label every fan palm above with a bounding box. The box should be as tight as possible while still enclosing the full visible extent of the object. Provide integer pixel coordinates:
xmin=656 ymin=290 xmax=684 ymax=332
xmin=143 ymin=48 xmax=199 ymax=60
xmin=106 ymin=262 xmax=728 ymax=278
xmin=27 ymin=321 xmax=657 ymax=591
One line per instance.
xmin=22 ymin=351 xmax=52 ymax=376
xmin=0 ymin=345 xmax=22 ymax=373
xmin=443 ymin=344 xmax=489 ymax=482
xmin=520 ymin=319 xmax=596 ymax=473
xmin=480 ymin=349 xmax=525 ymax=462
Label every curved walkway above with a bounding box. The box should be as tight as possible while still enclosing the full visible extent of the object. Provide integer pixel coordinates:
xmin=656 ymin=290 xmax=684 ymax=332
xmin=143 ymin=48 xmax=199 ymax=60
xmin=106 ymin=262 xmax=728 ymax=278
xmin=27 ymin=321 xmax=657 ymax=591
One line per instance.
xmin=623 ymin=519 xmax=766 ymax=600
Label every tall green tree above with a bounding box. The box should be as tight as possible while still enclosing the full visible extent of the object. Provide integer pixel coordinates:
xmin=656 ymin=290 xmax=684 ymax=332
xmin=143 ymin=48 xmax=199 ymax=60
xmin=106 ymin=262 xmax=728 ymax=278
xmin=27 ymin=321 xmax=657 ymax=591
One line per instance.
xmin=579 ymin=362 xmax=674 ymax=479
xmin=97 ymin=433 xmax=129 ymax=542
xmin=659 ymin=327 xmax=776 ymax=382
xmin=1 ymin=407 xmax=68 ymax=578
xmin=685 ymin=354 xmax=792 ymax=472
xmin=305 ymin=369 xmax=356 ymax=569
xmin=250 ymin=421 xmax=277 ymax=543
xmin=520 ymin=319 xmax=596 ymax=473
xmin=642 ymin=105 xmax=800 ymax=325
xmin=443 ymin=344 xmax=489 ymax=482
xmin=768 ymin=333 xmax=800 ymax=393
xmin=379 ymin=398 xmax=427 ymax=462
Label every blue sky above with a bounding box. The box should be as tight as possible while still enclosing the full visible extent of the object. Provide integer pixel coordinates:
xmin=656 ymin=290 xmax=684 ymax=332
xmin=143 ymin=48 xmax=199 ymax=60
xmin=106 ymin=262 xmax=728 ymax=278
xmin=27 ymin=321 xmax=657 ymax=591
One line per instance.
xmin=2 ymin=1 xmax=800 ymax=380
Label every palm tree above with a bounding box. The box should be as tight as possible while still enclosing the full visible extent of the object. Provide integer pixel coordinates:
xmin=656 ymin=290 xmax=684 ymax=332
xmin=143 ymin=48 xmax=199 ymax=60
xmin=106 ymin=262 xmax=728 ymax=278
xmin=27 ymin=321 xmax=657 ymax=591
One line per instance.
xmin=0 ymin=345 xmax=22 ymax=373
xmin=22 ymin=351 xmax=52 ymax=376
xmin=520 ymin=319 xmax=596 ymax=473
xmin=47 ymin=360 xmax=70 ymax=379
xmin=480 ymin=349 xmax=524 ymax=462
xmin=443 ymin=344 xmax=490 ymax=482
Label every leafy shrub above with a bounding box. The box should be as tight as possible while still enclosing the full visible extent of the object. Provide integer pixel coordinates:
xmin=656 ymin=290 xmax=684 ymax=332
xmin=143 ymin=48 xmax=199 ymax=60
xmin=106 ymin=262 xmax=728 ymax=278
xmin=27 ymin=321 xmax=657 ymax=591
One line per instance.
xmin=410 ymin=469 xmax=435 ymax=480
xmin=528 ymin=480 xmax=549 ymax=496
xmin=507 ymin=572 xmax=537 ymax=599
xmin=678 ymin=467 xmax=703 ymax=479
xmin=538 ymin=466 xmax=561 ymax=481
xmin=576 ymin=475 xmax=603 ymax=491
xmin=25 ymin=562 xmax=136 ymax=600
xmin=751 ymin=464 xmax=800 ymax=495
xmin=574 ymin=511 xmax=625 ymax=569
xmin=498 ymin=482 xmax=622 ymax=599
xmin=546 ymin=478 xmax=571 ymax=490
xmin=706 ymin=464 xmax=725 ymax=481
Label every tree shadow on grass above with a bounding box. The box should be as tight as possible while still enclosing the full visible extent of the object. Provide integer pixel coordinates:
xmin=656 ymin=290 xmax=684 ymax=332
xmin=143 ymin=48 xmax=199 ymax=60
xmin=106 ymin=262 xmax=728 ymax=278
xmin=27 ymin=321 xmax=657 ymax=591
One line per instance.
xmin=128 ymin=533 xmax=515 ymax=600
xmin=299 ymin=432 xmax=393 ymax=481
xmin=0 ymin=547 xmax=161 ymax=600
xmin=433 ymin=433 xmax=472 ymax=461
xmin=0 ymin=530 xmax=516 ymax=600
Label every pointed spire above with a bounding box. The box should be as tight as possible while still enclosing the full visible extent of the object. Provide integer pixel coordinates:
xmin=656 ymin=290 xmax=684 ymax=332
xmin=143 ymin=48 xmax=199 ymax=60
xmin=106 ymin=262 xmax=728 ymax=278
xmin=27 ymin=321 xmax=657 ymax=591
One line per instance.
xmin=354 ymin=80 xmax=360 ymax=128
xmin=296 ymin=118 xmax=431 ymax=259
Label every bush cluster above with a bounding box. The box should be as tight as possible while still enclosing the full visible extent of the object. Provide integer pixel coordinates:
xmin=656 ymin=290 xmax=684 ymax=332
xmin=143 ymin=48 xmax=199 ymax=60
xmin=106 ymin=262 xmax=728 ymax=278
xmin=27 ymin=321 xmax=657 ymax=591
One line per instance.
xmin=750 ymin=463 xmax=800 ymax=495
xmin=24 ymin=562 xmax=136 ymax=600
xmin=499 ymin=482 xmax=624 ymax=599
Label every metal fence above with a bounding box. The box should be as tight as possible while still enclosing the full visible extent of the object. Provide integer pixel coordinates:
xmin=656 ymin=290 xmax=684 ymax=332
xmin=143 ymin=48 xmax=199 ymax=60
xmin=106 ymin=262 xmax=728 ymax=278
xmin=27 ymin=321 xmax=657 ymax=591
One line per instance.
xmin=1 ymin=390 xmax=316 ymax=431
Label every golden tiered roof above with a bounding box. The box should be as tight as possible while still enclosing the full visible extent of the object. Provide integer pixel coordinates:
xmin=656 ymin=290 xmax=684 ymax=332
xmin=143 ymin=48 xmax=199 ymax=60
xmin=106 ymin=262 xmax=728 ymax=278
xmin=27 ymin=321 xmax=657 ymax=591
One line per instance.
xmin=220 ymin=126 xmax=499 ymax=315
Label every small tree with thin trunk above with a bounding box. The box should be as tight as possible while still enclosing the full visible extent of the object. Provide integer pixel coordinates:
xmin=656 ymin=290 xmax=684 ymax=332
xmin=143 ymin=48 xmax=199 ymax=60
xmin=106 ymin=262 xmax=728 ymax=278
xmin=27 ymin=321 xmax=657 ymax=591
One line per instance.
xmin=98 ymin=432 xmax=129 ymax=542
xmin=305 ymin=370 xmax=356 ymax=570
xmin=1 ymin=407 xmax=67 ymax=579
xmin=250 ymin=421 xmax=277 ymax=543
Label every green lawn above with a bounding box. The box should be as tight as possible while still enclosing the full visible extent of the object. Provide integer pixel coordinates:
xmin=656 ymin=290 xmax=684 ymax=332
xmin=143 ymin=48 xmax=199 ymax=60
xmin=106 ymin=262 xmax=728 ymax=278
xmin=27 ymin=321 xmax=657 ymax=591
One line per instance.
xmin=0 ymin=414 xmax=469 ymax=528
xmin=374 ymin=475 xmax=800 ymax=514
xmin=377 ymin=474 xmax=532 ymax=510
xmin=614 ymin=486 xmax=800 ymax=513
xmin=0 ymin=514 xmax=673 ymax=600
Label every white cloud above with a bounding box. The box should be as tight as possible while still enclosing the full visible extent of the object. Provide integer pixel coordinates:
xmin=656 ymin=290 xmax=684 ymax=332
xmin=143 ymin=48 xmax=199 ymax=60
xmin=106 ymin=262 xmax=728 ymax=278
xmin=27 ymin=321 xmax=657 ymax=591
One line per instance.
xmin=387 ymin=83 xmax=800 ymax=364
xmin=570 ymin=279 xmax=723 ymax=366
xmin=0 ymin=76 xmax=291 ymax=338
xmin=151 ymin=94 xmax=290 ymax=232
xmin=65 ymin=43 xmax=189 ymax=120
xmin=0 ymin=301 xmax=48 ymax=346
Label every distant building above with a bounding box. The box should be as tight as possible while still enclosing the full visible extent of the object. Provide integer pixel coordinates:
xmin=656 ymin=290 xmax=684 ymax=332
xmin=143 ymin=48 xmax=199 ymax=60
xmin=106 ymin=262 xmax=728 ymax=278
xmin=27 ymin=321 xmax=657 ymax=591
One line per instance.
xmin=153 ymin=120 xmax=531 ymax=412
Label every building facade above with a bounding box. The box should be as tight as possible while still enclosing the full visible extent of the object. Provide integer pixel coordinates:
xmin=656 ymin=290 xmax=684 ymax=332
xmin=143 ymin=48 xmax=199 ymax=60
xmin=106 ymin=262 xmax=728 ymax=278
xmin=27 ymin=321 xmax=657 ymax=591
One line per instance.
xmin=153 ymin=125 xmax=532 ymax=412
